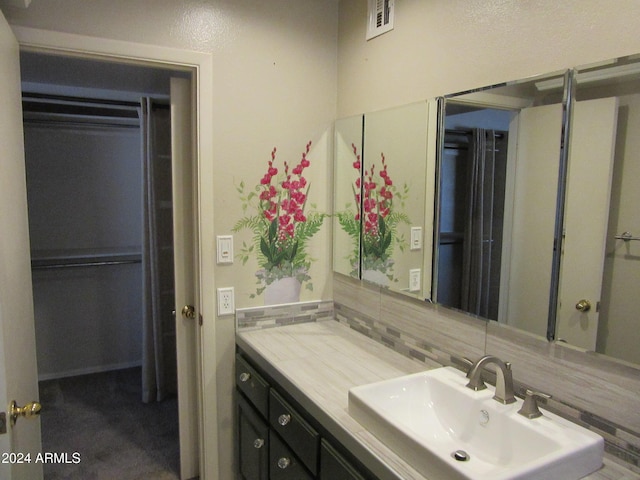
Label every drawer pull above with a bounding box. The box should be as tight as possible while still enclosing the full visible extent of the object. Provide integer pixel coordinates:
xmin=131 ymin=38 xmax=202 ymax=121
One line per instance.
xmin=239 ymin=372 xmax=251 ymax=382
xmin=277 ymin=457 xmax=291 ymax=469
xmin=278 ymin=413 xmax=291 ymax=426
xmin=253 ymin=438 xmax=264 ymax=449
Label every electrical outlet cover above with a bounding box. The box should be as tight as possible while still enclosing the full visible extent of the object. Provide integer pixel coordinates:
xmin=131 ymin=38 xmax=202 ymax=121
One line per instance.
xmin=217 ymin=287 xmax=235 ymax=315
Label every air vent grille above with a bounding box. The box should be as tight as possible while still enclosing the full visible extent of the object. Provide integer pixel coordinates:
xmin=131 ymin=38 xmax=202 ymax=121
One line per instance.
xmin=367 ymin=0 xmax=394 ymax=40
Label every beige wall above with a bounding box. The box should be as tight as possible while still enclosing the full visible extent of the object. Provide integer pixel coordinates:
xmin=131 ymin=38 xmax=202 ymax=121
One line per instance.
xmin=4 ymin=1 xmax=338 ymax=478
xmin=338 ymin=0 xmax=640 ymax=116
xmin=7 ymin=0 xmax=640 ymax=477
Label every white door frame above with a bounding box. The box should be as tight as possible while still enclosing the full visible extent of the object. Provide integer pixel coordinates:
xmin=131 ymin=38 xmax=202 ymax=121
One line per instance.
xmin=12 ymin=26 xmax=219 ymax=479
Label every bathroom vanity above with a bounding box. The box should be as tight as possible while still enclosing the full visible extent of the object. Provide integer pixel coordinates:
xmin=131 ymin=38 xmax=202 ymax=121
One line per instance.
xmin=236 ymin=320 xmax=633 ymax=480
xmin=236 ymin=349 xmax=373 ymax=479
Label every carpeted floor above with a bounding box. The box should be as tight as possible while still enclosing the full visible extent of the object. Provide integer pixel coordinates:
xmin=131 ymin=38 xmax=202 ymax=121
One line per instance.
xmin=38 ymin=368 xmax=180 ymax=480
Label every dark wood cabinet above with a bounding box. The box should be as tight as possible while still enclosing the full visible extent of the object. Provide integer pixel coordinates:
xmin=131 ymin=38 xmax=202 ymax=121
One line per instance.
xmin=320 ymin=438 xmax=367 ymax=480
xmin=269 ymin=389 xmax=320 ymax=475
xmin=238 ymin=394 xmax=269 ymax=480
xmin=236 ymin=353 xmax=270 ymax=417
xmin=269 ymin=431 xmax=314 ymax=480
xmin=236 ymin=347 xmax=375 ymax=480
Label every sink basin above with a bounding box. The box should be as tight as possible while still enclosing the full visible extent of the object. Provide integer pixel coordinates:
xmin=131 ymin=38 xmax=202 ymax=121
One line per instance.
xmin=348 ymin=367 xmax=603 ymax=480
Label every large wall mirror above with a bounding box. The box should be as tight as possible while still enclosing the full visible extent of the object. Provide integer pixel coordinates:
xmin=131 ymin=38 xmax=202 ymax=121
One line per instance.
xmin=333 ymin=54 xmax=640 ymax=368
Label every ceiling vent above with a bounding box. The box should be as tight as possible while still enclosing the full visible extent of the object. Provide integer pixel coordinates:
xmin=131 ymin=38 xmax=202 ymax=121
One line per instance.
xmin=366 ymin=0 xmax=394 ymax=40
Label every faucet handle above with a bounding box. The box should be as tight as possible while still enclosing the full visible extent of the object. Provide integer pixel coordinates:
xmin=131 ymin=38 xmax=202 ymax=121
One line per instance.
xmin=518 ymin=389 xmax=552 ymax=419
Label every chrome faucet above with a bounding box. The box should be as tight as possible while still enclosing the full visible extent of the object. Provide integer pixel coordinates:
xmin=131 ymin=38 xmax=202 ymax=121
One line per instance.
xmin=466 ymin=355 xmax=516 ymax=404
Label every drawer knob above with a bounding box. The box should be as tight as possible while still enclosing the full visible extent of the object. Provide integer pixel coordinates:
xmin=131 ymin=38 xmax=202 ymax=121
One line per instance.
xmin=253 ymin=438 xmax=265 ymax=449
xmin=239 ymin=372 xmax=251 ymax=382
xmin=278 ymin=413 xmax=291 ymax=426
xmin=277 ymin=457 xmax=291 ymax=469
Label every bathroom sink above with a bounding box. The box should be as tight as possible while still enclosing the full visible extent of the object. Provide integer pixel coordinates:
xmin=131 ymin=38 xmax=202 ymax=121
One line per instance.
xmin=348 ymin=366 xmax=603 ymax=480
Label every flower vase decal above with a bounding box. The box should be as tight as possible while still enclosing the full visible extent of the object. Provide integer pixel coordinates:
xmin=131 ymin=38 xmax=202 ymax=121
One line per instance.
xmin=234 ymin=142 xmax=327 ymax=304
xmin=336 ymin=143 xmax=410 ymax=286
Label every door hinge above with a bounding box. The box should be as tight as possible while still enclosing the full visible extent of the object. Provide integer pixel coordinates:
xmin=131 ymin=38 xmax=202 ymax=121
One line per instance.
xmin=199 ymin=313 xmax=203 ymax=326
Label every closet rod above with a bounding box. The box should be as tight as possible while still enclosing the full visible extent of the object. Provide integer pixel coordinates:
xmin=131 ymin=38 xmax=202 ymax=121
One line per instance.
xmin=32 ymin=254 xmax=142 ymax=270
xmin=22 ymin=92 xmax=140 ymax=109
xmin=446 ymin=128 xmax=505 ymax=139
xmin=444 ymin=143 xmax=468 ymax=151
xmin=32 ymin=259 xmax=142 ymax=270
xmin=22 ymin=101 xmax=139 ymax=119
xmin=444 ymin=143 xmax=501 ymax=153
xmin=23 ymin=118 xmax=140 ymax=129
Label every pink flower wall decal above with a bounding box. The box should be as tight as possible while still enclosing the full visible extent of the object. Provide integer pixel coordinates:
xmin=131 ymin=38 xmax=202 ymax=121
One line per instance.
xmin=234 ymin=142 xmax=328 ymax=298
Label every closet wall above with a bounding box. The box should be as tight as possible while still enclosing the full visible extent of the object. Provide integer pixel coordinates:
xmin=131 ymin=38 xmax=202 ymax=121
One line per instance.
xmin=26 ymin=106 xmax=144 ymax=380
xmin=21 ymin=52 xmax=179 ymax=381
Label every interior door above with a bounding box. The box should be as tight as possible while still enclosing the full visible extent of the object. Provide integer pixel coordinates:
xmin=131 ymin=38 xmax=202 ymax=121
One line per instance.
xmin=0 ymin=10 xmax=43 ymax=480
xmin=503 ymin=104 xmax=563 ymax=336
xmin=556 ymin=97 xmax=618 ymax=349
xmin=171 ymin=77 xmax=201 ymax=479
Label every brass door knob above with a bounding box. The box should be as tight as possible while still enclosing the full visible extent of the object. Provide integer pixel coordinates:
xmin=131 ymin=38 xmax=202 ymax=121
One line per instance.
xmin=575 ymin=299 xmax=591 ymax=312
xmin=10 ymin=400 xmax=41 ymax=426
xmin=181 ymin=305 xmax=196 ymax=319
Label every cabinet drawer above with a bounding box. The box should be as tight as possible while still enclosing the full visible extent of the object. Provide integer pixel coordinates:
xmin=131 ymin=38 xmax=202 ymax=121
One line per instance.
xmin=269 ymin=389 xmax=320 ymax=475
xmin=236 ymin=354 xmax=270 ymax=417
xmin=320 ymin=438 xmax=367 ymax=480
xmin=270 ymin=431 xmax=313 ymax=480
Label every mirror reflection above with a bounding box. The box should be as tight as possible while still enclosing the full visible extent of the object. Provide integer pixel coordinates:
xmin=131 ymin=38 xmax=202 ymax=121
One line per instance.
xmin=334 ymin=115 xmax=363 ymax=279
xmin=557 ymin=56 xmax=640 ymax=365
xmin=334 ymin=102 xmax=432 ymax=299
xmin=435 ymin=72 xmax=566 ymax=334
xmin=361 ymin=102 xmax=429 ymax=297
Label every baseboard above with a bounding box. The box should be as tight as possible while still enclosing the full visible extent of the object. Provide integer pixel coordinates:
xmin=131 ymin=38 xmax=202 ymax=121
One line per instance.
xmin=38 ymin=360 xmax=142 ymax=381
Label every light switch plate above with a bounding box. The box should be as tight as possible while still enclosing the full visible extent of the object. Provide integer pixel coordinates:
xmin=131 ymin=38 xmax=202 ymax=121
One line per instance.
xmin=216 ymin=235 xmax=233 ymax=264
xmin=409 ymin=269 xmax=421 ymax=292
xmin=410 ymin=227 xmax=422 ymax=251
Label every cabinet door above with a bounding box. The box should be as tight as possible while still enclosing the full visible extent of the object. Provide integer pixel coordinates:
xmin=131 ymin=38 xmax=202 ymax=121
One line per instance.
xmin=269 ymin=432 xmax=313 ymax=480
xmin=320 ymin=438 xmax=367 ymax=480
xmin=238 ymin=394 xmax=269 ymax=480
xmin=269 ymin=389 xmax=320 ymax=474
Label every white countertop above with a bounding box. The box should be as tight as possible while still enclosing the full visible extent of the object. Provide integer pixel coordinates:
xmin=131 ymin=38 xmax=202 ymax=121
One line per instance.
xmin=236 ymin=320 xmax=638 ymax=480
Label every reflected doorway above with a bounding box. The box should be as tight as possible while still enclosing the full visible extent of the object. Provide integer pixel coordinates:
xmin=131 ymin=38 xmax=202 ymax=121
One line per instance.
xmin=437 ymin=107 xmax=510 ymax=320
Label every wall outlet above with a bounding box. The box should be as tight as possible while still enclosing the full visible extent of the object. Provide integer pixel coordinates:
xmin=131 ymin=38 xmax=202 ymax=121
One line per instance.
xmin=409 ymin=269 xmax=421 ymax=292
xmin=217 ymin=287 xmax=235 ymax=315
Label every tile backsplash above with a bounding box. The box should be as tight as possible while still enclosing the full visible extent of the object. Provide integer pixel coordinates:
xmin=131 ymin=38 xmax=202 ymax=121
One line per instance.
xmin=236 ymin=300 xmax=334 ymax=331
